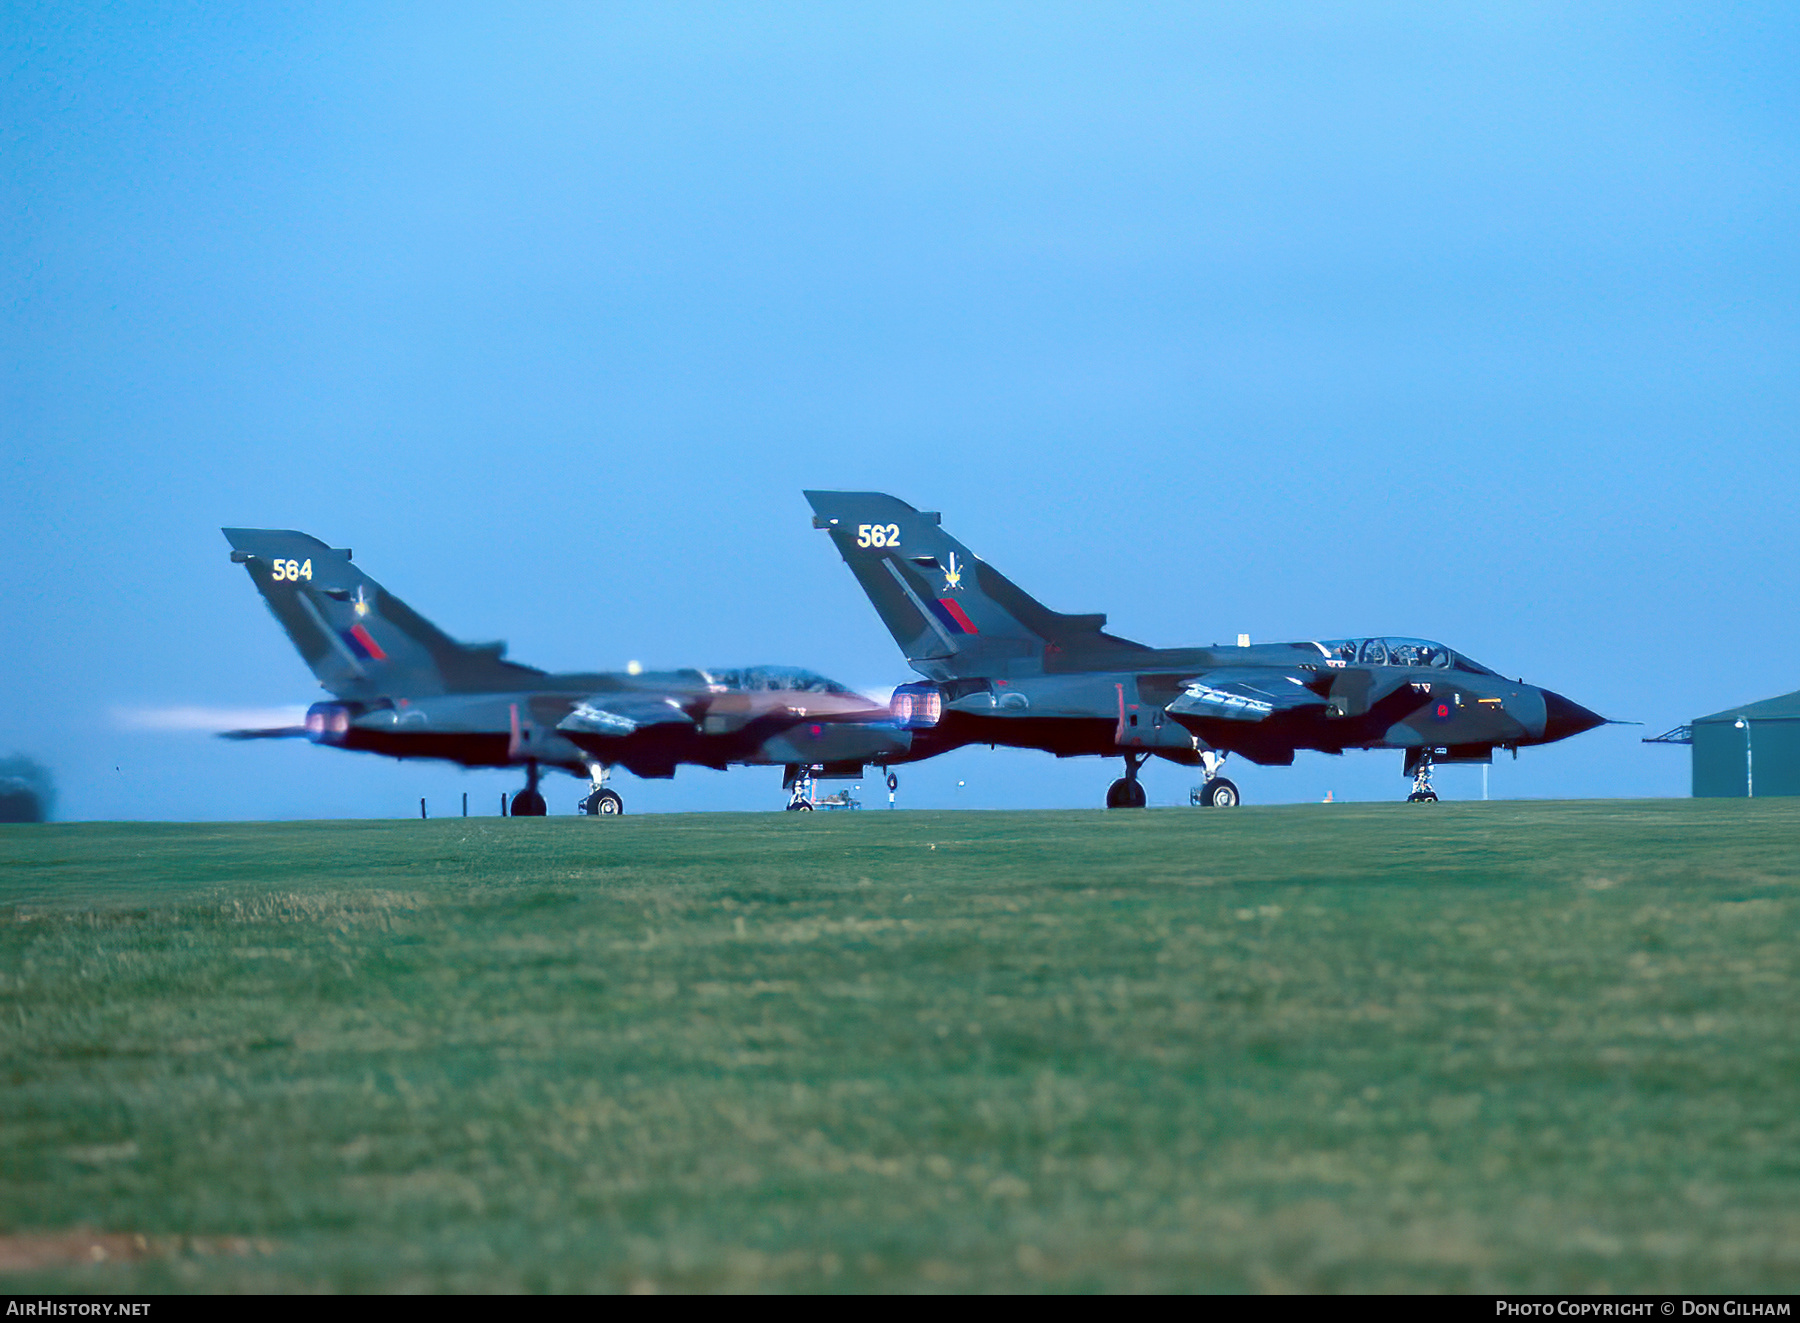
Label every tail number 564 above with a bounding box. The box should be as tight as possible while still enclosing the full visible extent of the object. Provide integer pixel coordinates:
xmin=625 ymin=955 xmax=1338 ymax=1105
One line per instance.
xmin=270 ymin=558 xmax=313 ymax=581
xmin=856 ymin=524 xmax=900 ymax=548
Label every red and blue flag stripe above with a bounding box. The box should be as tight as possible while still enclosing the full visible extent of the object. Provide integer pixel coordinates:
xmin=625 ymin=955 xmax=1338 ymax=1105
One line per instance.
xmin=928 ymin=598 xmax=978 ymax=635
xmin=341 ymin=623 xmax=388 ymax=661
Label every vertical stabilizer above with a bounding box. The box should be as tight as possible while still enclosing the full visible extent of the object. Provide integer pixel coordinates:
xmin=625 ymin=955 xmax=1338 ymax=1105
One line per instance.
xmin=803 ymin=492 xmax=1145 ymax=679
xmin=222 ymin=529 xmax=543 ymax=698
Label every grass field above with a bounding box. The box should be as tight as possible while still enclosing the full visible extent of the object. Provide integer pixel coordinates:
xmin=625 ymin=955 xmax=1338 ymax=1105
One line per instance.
xmin=2 ymin=800 xmax=1797 ymax=1293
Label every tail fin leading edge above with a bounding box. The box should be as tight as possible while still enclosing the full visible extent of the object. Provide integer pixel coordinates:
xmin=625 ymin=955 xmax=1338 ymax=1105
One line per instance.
xmin=222 ymin=529 xmax=543 ymax=698
xmin=803 ymin=492 xmax=1145 ymax=679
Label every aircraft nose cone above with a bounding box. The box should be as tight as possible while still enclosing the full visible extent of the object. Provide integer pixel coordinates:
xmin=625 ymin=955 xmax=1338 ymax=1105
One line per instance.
xmin=1540 ymin=689 xmax=1606 ymax=743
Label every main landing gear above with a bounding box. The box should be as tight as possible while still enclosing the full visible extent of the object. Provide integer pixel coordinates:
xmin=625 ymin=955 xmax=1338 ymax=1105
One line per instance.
xmin=1106 ymin=753 xmax=1148 ymax=809
xmin=510 ymin=761 xmax=547 ymax=816
xmin=579 ymin=763 xmax=623 ymax=816
xmin=1406 ymin=748 xmax=1439 ymax=803
xmin=1193 ymin=779 xmax=1240 ymax=808
xmin=1187 ymin=750 xmax=1240 ymax=808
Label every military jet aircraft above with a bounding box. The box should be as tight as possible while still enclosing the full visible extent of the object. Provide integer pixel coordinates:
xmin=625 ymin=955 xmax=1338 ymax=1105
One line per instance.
xmin=221 ymin=528 xmax=908 ymax=814
xmin=804 ymin=492 xmax=1606 ymax=807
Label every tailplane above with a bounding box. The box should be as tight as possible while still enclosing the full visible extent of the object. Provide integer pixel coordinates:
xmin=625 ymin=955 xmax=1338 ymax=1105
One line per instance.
xmin=222 ymin=529 xmax=544 ymax=698
xmin=803 ymin=492 xmax=1146 ymax=679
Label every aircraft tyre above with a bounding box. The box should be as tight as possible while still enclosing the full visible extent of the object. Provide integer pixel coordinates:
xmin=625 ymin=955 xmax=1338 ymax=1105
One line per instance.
xmin=786 ymin=800 xmax=814 ymax=812
xmin=510 ymin=789 xmax=548 ymax=816
xmin=1105 ymin=777 xmax=1147 ymax=809
xmin=584 ymin=789 xmax=624 ymax=816
xmin=1406 ymin=791 xmax=1439 ymax=803
xmin=1202 ymin=778 xmax=1240 ymax=808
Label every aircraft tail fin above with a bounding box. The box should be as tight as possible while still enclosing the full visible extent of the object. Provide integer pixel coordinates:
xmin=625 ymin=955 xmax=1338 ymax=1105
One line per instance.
xmin=803 ymin=492 xmax=1147 ymax=678
xmin=222 ymin=529 xmax=544 ymax=699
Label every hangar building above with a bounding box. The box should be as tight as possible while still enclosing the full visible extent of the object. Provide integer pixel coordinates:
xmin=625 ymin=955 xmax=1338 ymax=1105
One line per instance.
xmin=1649 ymin=689 xmax=1800 ymax=798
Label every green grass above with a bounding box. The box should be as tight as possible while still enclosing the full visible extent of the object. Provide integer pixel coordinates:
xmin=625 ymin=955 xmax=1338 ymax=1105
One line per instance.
xmin=2 ymin=800 xmax=1798 ymax=1292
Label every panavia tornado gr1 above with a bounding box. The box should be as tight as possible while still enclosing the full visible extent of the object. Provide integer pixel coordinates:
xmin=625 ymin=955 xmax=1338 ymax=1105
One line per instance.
xmin=805 ymin=492 xmax=1606 ymax=807
xmin=221 ymin=528 xmax=908 ymax=814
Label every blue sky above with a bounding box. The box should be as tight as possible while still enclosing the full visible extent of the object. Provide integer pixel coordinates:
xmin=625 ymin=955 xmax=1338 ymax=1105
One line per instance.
xmin=4 ymin=3 xmax=1797 ymax=818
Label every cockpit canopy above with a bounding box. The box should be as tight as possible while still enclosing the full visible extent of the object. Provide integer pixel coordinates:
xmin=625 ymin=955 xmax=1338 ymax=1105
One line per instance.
xmin=1316 ymin=637 xmax=1497 ymax=675
xmin=705 ymin=665 xmax=857 ymax=695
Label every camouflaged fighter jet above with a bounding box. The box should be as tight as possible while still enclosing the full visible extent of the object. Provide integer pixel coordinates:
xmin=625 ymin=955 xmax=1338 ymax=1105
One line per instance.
xmin=805 ymin=492 xmax=1606 ymax=807
xmin=220 ymin=528 xmax=908 ymax=814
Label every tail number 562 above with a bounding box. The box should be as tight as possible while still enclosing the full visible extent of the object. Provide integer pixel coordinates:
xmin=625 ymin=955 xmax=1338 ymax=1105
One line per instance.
xmin=856 ymin=524 xmax=900 ymax=549
xmin=270 ymin=558 xmax=313 ymax=581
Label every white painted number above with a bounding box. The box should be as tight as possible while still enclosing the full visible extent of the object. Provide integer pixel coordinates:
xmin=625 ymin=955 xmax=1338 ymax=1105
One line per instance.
xmin=855 ymin=524 xmax=901 ymax=549
xmin=270 ymin=558 xmax=313 ymax=582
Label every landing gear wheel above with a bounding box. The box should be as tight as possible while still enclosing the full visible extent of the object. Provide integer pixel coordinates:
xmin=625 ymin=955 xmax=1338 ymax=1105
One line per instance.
xmin=1105 ymin=777 xmax=1147 ymax=809
xmin=886 ymin=772 xmax=899 ymax=793
xmin=1406 ymin=790 xmax=1439 ymax=803
xmin=1202 ymin=777 xmax=1240 ymax=808
xmin=510 ymin=789 xmax=547 ymax=816
xmin=583 ymin=789 xmax=624 ymax=816
xmin=785 ymin=800 xmax=814 ymax=812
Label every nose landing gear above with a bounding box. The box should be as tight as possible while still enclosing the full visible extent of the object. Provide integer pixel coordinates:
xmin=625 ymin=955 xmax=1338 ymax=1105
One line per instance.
xmin=1406 ymin=748 xmax=1439 ymax=803
xmin=785 ymin=764 xmax=818 ymax=811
